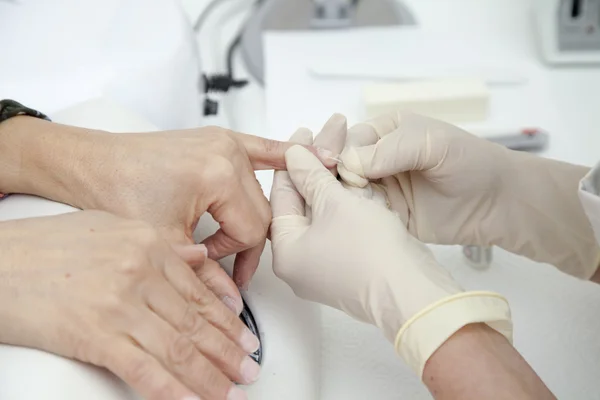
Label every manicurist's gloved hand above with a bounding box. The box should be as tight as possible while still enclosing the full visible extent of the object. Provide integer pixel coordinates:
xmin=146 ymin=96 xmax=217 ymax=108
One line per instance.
xmin=0 ymin=117 xmax=337 ymax=288
xmin=338 ymin=111 xmax=600 ymax=279
xmin=269 ymin=124 xmax=512 ymax=377
xmin=0 ymin=211 xmax=260 ymax=400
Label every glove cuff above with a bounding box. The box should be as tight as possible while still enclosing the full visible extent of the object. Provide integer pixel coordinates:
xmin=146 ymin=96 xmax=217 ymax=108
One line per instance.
xmin=394 ymin=291 xmax=512 ymax=378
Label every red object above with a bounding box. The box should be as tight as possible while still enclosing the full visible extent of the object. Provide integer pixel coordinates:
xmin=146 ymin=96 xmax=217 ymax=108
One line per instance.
xmin=522 ymin=128 xmax=539 ymax=136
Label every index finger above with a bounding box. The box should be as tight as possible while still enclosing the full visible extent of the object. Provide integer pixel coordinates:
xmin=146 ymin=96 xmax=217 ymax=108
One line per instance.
xmin=230 ymin=131 xmax=337 ymax=170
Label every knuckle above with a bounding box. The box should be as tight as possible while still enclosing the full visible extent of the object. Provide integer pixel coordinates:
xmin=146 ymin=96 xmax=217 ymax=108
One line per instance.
xmin=134 ymin=224 xmax=162 ymax=248
xmin=262 ymin=138 xmax=284 ymax=155
xmin=233 ymin=215 xmax=267 ymax=247
xmin=118 ymin=246 xmax=151 ymax=276
xmin=214 ymin=335 xmax=243 ymax=364
xmin=214 ymin=133 xmax=239 ymax=155
xmin=202 ymin=157 xmax=237 ymax=185
xmin=101 ymin=292 xmax=126 ymax=313
xmin=121 ymin=357 xmax=155 ymax=387
xmin=218 ymin=307 xmax=240 ymax=334
xmin=167 ymin=334 xmax=197 ymax=368
xmin=197 ymin=365 xmax=227 ymax=393
xmin=242 ymin=225 xmax=266 ymax=246
xmin=177 ymin=304 xmax=206 ymax=336
xmin=188 ymin=283 xmax=216 ymax=310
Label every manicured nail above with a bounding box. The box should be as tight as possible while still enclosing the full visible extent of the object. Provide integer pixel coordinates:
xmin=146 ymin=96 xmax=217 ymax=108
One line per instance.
xmin=227 ymin=386 xmax=248 ymax=400
xmin=223 ymin=295 xmax=243 ymax=315
xmin=240 ymin=357 xmax=261 ymax=384
xmin=240 ymin=327 xmax=260 ymax=354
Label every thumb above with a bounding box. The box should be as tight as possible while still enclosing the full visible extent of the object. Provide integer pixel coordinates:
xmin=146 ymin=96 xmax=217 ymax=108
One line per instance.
xmin=340 ymin=126 xmax=439 ymax=180
xmin=285 ymin=145 xmax=344 ymax=210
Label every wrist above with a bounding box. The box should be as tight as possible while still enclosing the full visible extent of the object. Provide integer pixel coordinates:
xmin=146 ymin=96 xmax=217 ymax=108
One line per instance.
xmin=394 ymin=291 xmax=512 ymax=377
xmin=423 ymin=323 xmax=555 ymax=400
xmin=0 ymin=116 xmax=111 ymax=207
xmin=495 ymin=149 xmax=598 ymax=277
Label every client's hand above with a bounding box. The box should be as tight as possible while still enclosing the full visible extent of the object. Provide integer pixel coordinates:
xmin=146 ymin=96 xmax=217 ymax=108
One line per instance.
xmin=270 ymin=123 xmax=512 ymax=377
xmin=82 ymin=128 xmax=336 ymax=288
xmin=0 ymin=117 xmax=337 ymax=288
xmin=0 ymin=211 xmax=260 ymax=400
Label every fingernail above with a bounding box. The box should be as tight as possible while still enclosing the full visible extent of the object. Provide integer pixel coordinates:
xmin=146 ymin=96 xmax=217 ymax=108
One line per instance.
xmin=240 ymin=357 xmax=261 ymax=384
xmin=223 ymin=295 xmax=243 ymax=315
xmin=235 ymin=278 xmax=250 ymax=291
xmin=227 ymin=386 xmax=248 ymax=400
xmin=182 ymin=396 xmax=201 ymax=400
xmin=196 ymin=244 xmax=208 ymax=257
xmin=240 ymin=327 xmax=260 ymax=354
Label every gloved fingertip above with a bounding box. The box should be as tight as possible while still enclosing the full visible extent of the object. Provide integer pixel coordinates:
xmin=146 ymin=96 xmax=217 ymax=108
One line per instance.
xmin=284 ymin=144 xmax=312 ymax=163
xmin=289 ymin=127 xmax=314 ymax=143
xmin=338 ymin=163 xmax=368 ymax=188
xmin=338 ymin=147 xmax=369 ymax=188
xmin=322 ymin=113 xmax=348 ymax=130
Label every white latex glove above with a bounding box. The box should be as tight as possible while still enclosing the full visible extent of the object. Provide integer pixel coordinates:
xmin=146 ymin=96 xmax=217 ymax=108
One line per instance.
xmin=338 ymin=111 xmax=599 ymax=279
xmin=269 ymin=121 xmax=512 ymax=377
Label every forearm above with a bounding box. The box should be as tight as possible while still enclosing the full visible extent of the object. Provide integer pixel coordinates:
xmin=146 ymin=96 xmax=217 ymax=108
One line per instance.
xmin=0 ymin=116 xmax=109 ymax=207
xmin=495 ymin=150 xmax=599 ymax=278
xmin=423 ymin=323 xmax=555 ymax=400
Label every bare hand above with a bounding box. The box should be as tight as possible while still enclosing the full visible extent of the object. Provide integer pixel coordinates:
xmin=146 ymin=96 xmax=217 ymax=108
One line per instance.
xmin=73 ymin=127 xmax=337 ymax=288
xmin=0 ymin=211 xmax=260 ymax=400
